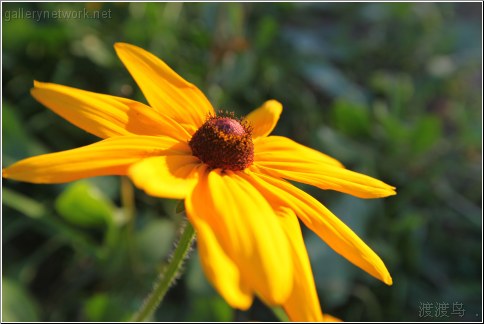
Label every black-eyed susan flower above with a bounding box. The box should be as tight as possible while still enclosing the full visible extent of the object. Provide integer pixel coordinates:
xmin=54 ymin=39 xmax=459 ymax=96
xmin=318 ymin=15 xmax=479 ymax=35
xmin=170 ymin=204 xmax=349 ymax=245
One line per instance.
xmin=2 ymin=43 xmax=396 ymax=321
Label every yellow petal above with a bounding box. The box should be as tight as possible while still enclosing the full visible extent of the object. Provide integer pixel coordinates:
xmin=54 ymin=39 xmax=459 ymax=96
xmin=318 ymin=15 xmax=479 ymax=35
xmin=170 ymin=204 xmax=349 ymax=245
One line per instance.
xmin=245 ymin=100 xmax=282 ymax=139
xmin=276 ymin=207 xmax=324 ymax=322
xmin=246 ymin=171 xmax=393 ymax=285
xmin=128 ymin=154 xmax=204 ymax=199
xmin=31 ymin=81 xmax=191 ymax=141
xmin=2 ymin=135 xmax=182 ymax=183
xmin=189 ymin=196 xmax=253 ymax=309
xmin=114 ymin=43 xmax=214 ymax=132
xmin=185 ymin=169 xmax=293 ymax=305
xmin=254 ymin=137 xmax=396 ymax=199
xmin=255 ymin=135 xmax=344 ymax=167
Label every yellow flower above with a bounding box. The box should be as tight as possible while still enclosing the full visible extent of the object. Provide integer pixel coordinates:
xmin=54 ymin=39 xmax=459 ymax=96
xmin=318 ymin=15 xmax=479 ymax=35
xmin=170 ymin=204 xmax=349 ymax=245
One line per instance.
xmin=2 ymin=43 xmax=396 ymax=321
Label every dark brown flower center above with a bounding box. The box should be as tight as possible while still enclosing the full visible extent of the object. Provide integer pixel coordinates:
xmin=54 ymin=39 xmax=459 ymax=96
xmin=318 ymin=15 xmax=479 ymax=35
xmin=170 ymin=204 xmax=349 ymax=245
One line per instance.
xmin=189 ymin=114 xmax=254 ymax=171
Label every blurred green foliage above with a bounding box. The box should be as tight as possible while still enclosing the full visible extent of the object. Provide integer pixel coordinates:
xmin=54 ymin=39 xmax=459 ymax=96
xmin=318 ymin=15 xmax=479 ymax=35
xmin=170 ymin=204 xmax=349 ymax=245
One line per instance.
xmin=2 ymin=2 xmax=482 ymax=322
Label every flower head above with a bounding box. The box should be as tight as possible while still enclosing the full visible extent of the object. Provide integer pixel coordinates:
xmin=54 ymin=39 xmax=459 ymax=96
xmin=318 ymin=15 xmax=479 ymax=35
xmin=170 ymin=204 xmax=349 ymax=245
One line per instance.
xmin=2 ymin=43 xmax=396 ymax=321
xmin=189 ymin=113 xmax=254 ymax=171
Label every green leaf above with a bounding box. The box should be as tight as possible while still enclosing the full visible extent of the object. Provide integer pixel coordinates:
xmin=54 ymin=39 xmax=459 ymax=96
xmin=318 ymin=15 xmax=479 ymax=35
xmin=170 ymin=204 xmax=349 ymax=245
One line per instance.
xmin=370 ymin=72 xmax=414 ymax=117
xmin=2 ymin=277 xmax=40 ymax=322
xmin=302 ymin=63 xmax=366 ymax=102
xmin=55 ymin=180 xmax=114 ymax=228
xmin=84 ymin=293 xmax=110 ymax=321
xmin=255 ymin=16 xmax=278 ymax=49
xmin=410 ymin=116 xmax=442 ymax=155
xmin=331 ymin=99 xmax=371 ymax=137
xmin=187 ymin=296 xmax=234 ymax=321
xmin=379 ymin=113 xmax=409 ymax=145
xmin=84 ymin=292 xmax=132 ymax=321
xmin=135 ymin=219 xmax=176 ymax=265
xmin=2 ymin=188 xmax=45 ymax=219
xmin=1 ymin=101 xmax=45 ymax=166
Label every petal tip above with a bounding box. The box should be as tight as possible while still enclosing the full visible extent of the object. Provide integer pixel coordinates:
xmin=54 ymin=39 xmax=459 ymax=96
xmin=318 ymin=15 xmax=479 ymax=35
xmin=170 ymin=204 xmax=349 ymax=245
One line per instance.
xmin=386 ymin=187 xmax=397 ymax=197
xmin=246 ymin=100 xmax=284 ymax=138
xmin=113 ymin=42 xmax=128 ymax=49
xmin=266 ymin=99 xmax=283 ymax=112
xmin=113 ymin=42 xmax=135 ymax=55
xmin=384 ymin=275 xmax=393 ymax=286
xmin=32 ymin=80 xmax=47 ymax=90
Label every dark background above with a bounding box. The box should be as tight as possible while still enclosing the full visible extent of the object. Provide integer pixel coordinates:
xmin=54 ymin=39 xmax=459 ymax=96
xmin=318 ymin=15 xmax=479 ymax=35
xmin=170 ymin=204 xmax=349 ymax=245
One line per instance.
xmin=2 ymin=2 xmax=482 ymax=321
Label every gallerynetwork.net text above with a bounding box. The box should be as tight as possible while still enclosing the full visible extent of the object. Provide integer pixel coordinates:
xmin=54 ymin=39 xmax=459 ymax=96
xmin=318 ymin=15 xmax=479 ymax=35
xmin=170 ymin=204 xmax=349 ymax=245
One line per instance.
xmin=4 ymin=8 xmax=112 ymax=22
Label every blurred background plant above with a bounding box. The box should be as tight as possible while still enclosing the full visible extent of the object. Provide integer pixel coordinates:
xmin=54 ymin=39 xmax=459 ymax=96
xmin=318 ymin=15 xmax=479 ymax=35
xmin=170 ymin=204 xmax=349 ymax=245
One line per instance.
xmin=2 ymin=2 xmax=482 ymax=322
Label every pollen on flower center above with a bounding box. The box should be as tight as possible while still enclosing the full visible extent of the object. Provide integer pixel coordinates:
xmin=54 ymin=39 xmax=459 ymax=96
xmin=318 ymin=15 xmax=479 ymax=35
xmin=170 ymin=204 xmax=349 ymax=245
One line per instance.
xmin=212 ymin=117 xmax=246 ymax=135
xmin=189 ymin=114 xmax=254 ymax=171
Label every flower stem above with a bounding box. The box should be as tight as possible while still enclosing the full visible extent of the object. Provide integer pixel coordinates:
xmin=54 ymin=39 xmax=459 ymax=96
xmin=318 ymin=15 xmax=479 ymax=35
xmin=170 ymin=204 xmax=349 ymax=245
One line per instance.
xmin=132 ymin=219 xmax=195 ymax=321
xmin=271 ymin=306 xmax=290 ymax=322
xmin=121 ymin=177 xmax=138 ymax=272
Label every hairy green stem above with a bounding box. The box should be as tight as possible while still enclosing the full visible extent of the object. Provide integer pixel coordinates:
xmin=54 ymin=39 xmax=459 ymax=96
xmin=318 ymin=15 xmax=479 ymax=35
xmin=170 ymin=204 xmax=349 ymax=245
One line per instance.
xmin=132 ymin=220 xmax=195 ymax=321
